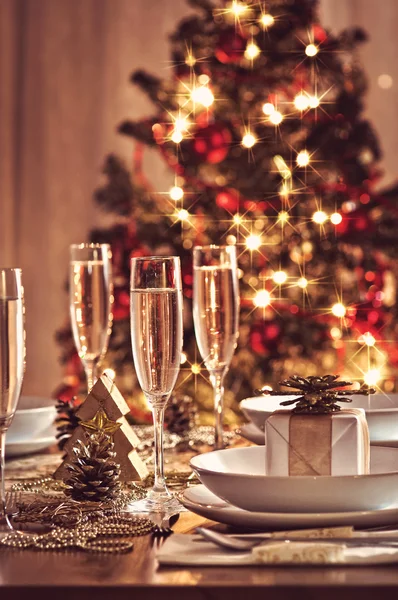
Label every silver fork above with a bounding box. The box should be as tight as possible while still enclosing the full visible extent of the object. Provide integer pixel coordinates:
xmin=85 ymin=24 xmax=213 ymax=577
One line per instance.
xmin=195 ymin=527 xmax=398 ymax=552
xmin=151 ymin=513 xmax=180 ymax=548
xmin=5 ymin=489 xmax=20 ymax=517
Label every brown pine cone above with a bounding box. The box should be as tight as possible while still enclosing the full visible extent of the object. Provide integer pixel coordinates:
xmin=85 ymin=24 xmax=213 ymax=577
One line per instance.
xmin=63 ymin=433 xmax=121 ymax=502
xmin=164 ymin=393 xmax=197 ymax=437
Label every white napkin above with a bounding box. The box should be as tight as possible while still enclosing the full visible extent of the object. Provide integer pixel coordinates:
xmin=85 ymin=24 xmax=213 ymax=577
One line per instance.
xmin=157 ymin=535 xmax=398 ymax=566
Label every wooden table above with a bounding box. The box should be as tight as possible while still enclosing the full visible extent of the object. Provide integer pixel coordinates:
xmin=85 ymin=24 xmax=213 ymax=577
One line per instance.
xmin=3 ymin=529 xmax=398 ymax=600
xmin=3 ymin=448 xmax=398 ymax=599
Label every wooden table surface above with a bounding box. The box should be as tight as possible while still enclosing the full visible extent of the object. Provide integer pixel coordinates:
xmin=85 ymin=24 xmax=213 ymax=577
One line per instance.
xmin=3 ymin=447 xmax=398 ymax=599
xmin=3 ymin=528 xmax=398 ymax=600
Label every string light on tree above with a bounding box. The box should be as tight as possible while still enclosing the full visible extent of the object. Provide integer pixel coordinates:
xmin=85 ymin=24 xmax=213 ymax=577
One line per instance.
xmin=274 ymin=155 xmax=291 ymax=179
xmin=169 ymin=186 xmax=184 ymax=201
xmin=233 ymin=214 xmax=243 ymax=225
xmin=176 ymin=208 xmax=189 ymax=221
xmin=305 ymin=44 xmax=318 ymax=57
xmin=297 ymin=150 xmax=310 ymax=167
xmin=260 ymin=13 xmax=274 ymax=28
xmin=331 ymin=302 xmax=346 ymax=318
xmin=262 ymin=102 xmax=275 ymax=116
xmin=171 ymin=130 xmax=183 ymax=143
xmin=360 ymin=332 xmax=376 ymax=347
xmin=185 ymin=53 xmax=196 ymax=67
xmin=191 ymin=364 xmax=201 ymax=374
xmin=191 ymin=86 xmax=214 ymax=108
xmin=278 ymin=211 xmax=289 ymax=224
xmin=294 ymin=93 xmax=310 ymax=111
xmin=173 ymin=115 xmax=190 ymax=132
xmin=228 ymin=1 xmax=248 ymax=19
xmin=308 ymin=95 xmax=320 ymax=109
xmin=254 ymin=289 xmax=271 ymax=308
xmin=364 ymin=368 xmax=381 ymax=387
xmin=269 ymin=111 xmax=283 ymax=125
xmin=246 ymin=234 xmax=262 ymax=250
xmin=297 ymin=277 xmax=308 ymax=289
xmin=180 ymin=353 xmax=187 ymax=364
xmin=245 ymin=43 xmax=261 ymax=60
xmin=242 ymin=132 xmax=257 ymax=148
xmin=330 ymin=212 xmax=343 ymax=225
xmin=170 ymin=114 xmax=189 ymax=143
xmin=330 ymin=327 xmax=342 ymax=340
xmin=312 ymin=210 xmax=328 ymax=224
xmin=273 ymin=270 xmax=287 ymax=285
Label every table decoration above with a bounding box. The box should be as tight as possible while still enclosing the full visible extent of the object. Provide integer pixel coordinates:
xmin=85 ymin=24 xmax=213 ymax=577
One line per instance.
xmin=256 ymin=375 xmax=374 ymax=414
xmin=54 ymin=373 xmax=148 ymax=482
xmin=63 ymin=432 xmax=121 ymax=502
xmin=0 ymin=508 xmax=155 ymax=553
xmin=55 ymin=396 xmax=81 ymax=452
xmin=241 ymin=393 xmax=398 ymax=447
xmin=257 ymin=375 xmax=374 ymax=476
xmin=164 ymin=393 xmax=198 ymax=438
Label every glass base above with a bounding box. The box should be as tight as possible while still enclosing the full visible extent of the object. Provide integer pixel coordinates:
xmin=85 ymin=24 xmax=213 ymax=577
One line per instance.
xmin=124 ymin=492 xmax=182 ymax=515
xmin=0 ymin=513 xmax=14 ymax=533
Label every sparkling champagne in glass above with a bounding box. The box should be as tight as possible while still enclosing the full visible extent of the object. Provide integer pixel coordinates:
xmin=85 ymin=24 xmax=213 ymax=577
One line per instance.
xmin=130 ymin=256 xmax=183 ymax=512
xmin=70 ymin=244 xmax=113 ymax=392
xmin=193 ymin=246 xmax=240 ymax=449
xmin=0 ymin=268 xmax=25 ymax=531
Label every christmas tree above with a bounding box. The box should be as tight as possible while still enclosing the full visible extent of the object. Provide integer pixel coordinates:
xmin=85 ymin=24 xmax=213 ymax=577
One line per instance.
xmin=55 ymin=0 xmax=398 ymax=425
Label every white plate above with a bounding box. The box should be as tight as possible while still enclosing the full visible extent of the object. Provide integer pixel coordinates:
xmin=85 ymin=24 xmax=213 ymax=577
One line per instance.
xmin=5 ymin=425 xmax=57 ymax=458
xmin=240 ymin=394 xmax=398 ymax=443
xmin=182 ymin=484 xmax=398 ymax=529
xmin=237 ymin=422 xmax=265 ymax=445
xmin=7 ymin=396 xmax=56 ymax=443
xmin=190 ymin=445 xmax=398 ymax=514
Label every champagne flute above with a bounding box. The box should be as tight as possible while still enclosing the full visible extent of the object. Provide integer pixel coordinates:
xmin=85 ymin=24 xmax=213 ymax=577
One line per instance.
xmin=70 ymin=244 xmax=113 ymax=393
xmin=193 ymin=245 xmax=240 ymax=450
xmin=0 ymin=268 xmax=25 ymax=531
xmin=130 ymin=256 xmax=183 ymax=512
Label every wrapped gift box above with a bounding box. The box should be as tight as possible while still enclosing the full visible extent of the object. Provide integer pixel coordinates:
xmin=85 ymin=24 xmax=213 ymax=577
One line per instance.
xmin=265 ymin=408 xmax=370 ymax=476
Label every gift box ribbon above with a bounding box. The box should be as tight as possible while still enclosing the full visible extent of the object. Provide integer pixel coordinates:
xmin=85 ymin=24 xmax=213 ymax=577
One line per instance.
xmin=269 ymin=408 xmax=370 ymax=476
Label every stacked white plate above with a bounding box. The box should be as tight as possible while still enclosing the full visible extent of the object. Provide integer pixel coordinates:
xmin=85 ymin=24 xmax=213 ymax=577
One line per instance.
xmin=182 ymin=393 xmax=398 ymax=529
xmin=239 ymin=393 xmax=398 ymax=447
xmin=6 ymin=396 xmax=57 ymax=457
xmin=184 ymin=444 xmax=398 ymax=529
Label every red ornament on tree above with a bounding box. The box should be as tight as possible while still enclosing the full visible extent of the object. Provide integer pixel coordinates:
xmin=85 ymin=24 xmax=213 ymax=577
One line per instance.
xmin=215 ymin=28 xmax=246 ymax=64
xmin=193 ymin=123 xmax=232 ymax=164
xmin=216 ymin=188 xmax=240 ymax=211
xmin=336 ymin=207 xmax=375 ymax=236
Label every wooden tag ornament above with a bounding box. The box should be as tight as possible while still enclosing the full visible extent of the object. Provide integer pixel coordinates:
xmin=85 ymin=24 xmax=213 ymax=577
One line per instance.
xmin=54 ymin=373 xmax=148 ymax=482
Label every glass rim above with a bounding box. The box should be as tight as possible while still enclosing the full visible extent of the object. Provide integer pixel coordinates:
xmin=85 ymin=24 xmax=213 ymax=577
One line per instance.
xmin=193 ymin=244 xmax=236 ymax=251
xmin=130 ymin=255 xmax=181 ymax=262
xmin=0 ymin=267 xmax=22 ymax=273
xmin=70 ymin=243 xmax=110 ymax=249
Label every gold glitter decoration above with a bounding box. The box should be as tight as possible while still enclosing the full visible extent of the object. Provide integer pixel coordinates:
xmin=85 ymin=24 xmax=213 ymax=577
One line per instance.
xmin=80 ymin=409 xmax=122 ymax=436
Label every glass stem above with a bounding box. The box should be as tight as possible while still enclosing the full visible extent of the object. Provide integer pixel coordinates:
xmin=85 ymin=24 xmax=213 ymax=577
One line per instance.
xmin=84 ymin=359 xmax=97 ymax=393
xmin=0 ymin=430 xmax=6 ymax=521
xmin=210 ymin=371 xmax=225 ymax=450
xmin=152 ymin=404 xmax=168 ymax=494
